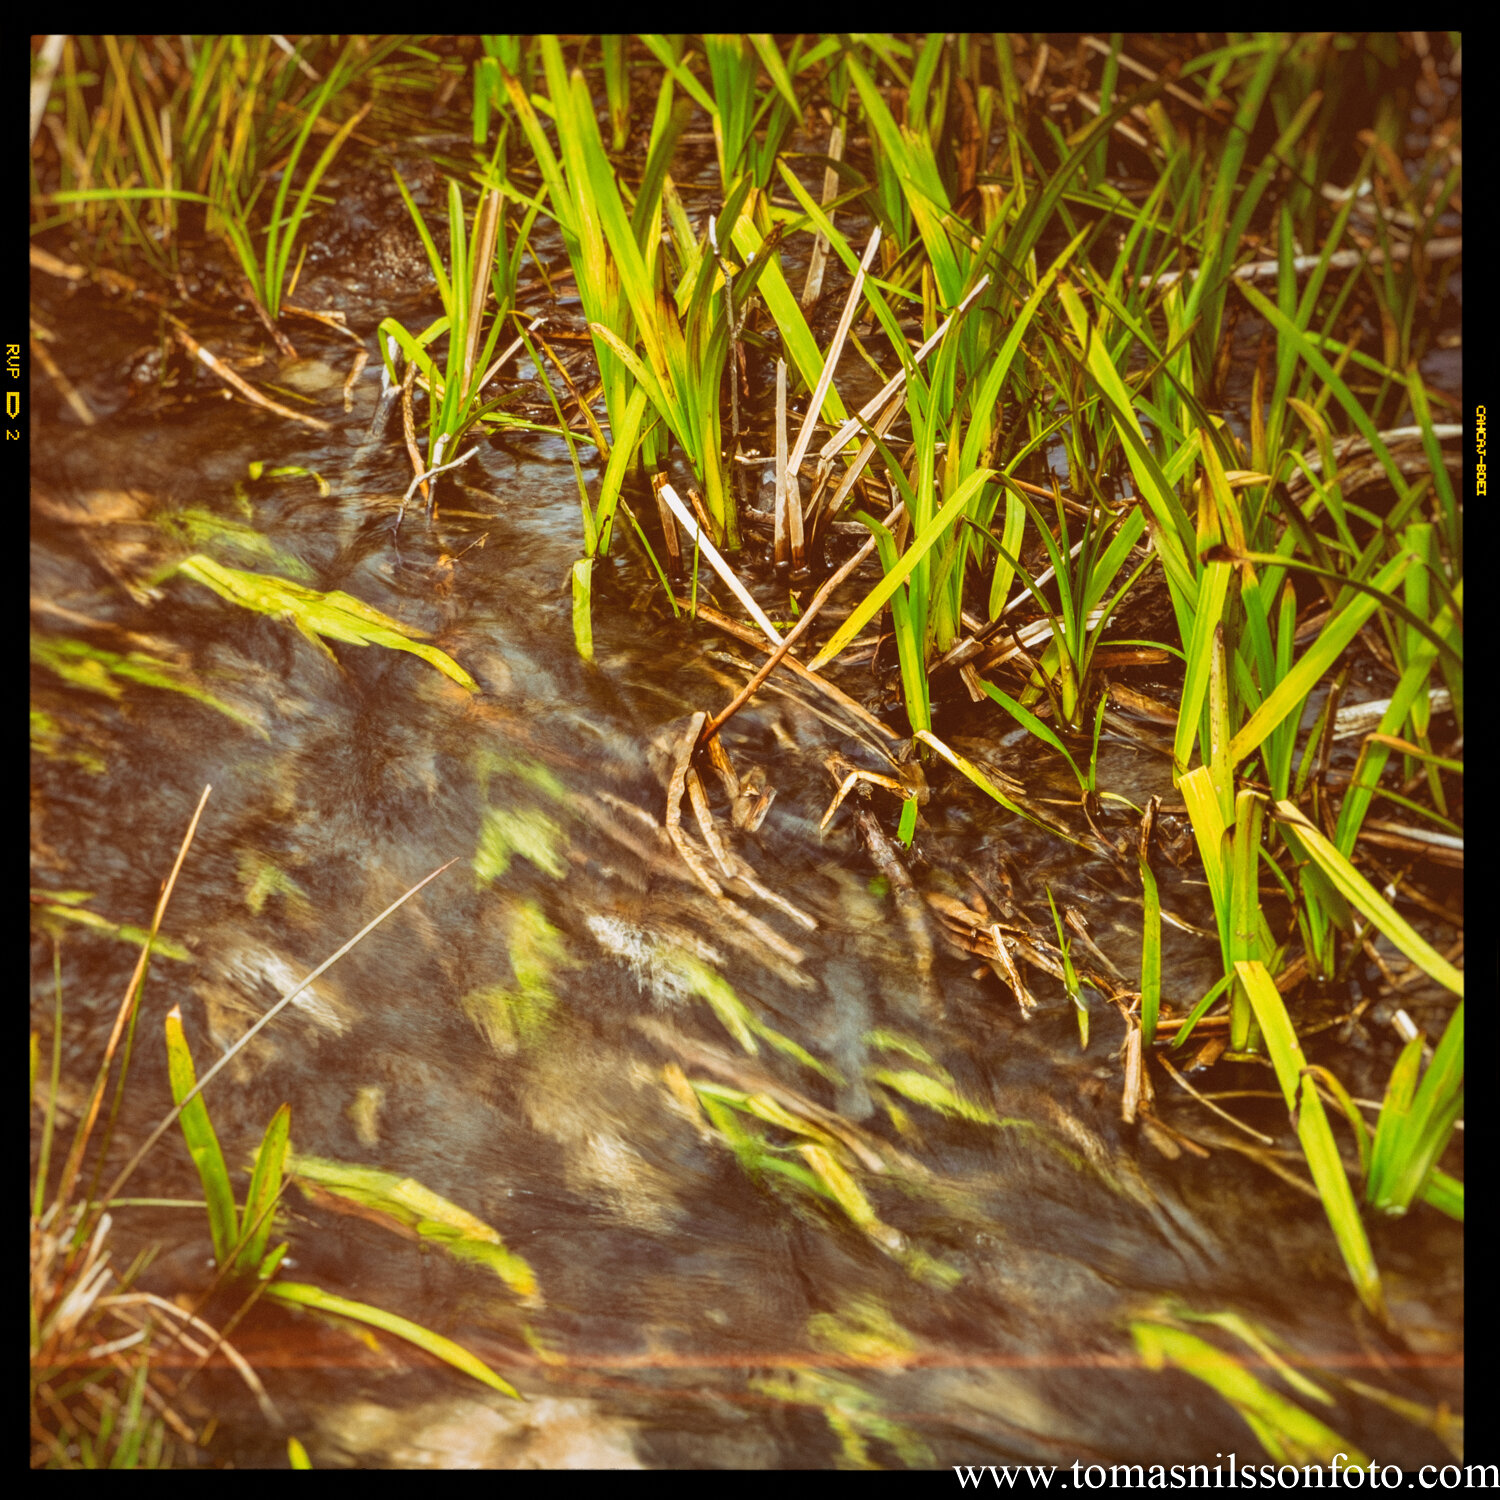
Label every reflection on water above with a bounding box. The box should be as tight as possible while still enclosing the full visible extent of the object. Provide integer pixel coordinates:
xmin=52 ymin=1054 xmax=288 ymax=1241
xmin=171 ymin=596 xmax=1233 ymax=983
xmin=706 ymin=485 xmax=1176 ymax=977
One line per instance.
xmin=30 ymin=311 xmax=1459 ymax=1469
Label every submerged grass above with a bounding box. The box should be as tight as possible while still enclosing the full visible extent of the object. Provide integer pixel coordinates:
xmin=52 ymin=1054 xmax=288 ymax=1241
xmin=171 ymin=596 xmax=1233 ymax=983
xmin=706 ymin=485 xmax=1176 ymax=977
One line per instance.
xmin=174 ymin=554 xmax=479 ymax=692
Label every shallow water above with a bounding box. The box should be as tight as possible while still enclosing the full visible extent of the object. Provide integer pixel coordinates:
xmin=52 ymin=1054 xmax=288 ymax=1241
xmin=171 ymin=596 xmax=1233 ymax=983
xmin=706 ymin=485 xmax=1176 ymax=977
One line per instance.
xmin=30 ymin=243 xmax=1460 ymax=1469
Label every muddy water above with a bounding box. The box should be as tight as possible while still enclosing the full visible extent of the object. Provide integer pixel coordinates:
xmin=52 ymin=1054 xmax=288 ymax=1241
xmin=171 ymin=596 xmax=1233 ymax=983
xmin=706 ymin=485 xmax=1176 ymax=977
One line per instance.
xmin=30 ymin=276 xmax=1459 ymax=1469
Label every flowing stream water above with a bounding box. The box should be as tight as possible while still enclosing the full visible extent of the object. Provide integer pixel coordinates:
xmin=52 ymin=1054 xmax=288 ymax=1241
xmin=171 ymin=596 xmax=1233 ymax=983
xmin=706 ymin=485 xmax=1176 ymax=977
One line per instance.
xmin=30 ymin=188 xmax=1461 ymax=1470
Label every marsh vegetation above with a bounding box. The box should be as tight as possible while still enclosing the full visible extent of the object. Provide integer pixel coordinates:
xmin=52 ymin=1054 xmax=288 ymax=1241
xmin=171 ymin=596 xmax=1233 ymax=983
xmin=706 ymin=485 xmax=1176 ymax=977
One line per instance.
xmin=30 ymin=34 xmax=1461 ymax=1469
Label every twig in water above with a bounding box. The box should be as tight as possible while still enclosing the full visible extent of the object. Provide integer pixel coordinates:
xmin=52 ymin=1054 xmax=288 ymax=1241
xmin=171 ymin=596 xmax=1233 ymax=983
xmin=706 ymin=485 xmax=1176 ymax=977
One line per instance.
xmin=390 ymin=445 xmax=482 ymax=545
xmin=98 ymin=859 xmax=459 ymax=1210
xmin=54 ymin=785 xmax=213 ymax=1215
xmin=170 ymin=326 xmax=330 ymax=432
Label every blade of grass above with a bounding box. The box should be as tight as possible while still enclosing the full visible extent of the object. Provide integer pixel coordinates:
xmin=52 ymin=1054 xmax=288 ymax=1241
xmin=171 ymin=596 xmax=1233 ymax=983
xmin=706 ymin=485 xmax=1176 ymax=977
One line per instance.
xmin=807 ymin=469 xmax=995 ymax=671
xmin=176 ymin=555 xmax=478 ymax=692
xmin=1132 ymin=1318 xmax=1369 ymax=1467
xmin=1272 ymin=801 xmax=1463 ymax=996
xmin=1139 ymin=811 xmax=1163 ymax=1046
xmin=236 ymin=1103 xmax=291 ymax=1275
xmin=916 ymin=730 xmax=1092 ymax=850
xmin=263 ymin=1281 xmax=520 ymax=1398
xmin=163 ymin=1007 xmax=239 ymax=1268
xmin=1236 ymin=959 xmax=1385 ymax=1323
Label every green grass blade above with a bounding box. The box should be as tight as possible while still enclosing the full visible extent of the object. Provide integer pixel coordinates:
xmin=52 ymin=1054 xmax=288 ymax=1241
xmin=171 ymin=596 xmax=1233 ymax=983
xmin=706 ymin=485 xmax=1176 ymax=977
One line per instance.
xmin=1058 ymin=287 xmax=1196 ymax=613
xmin=808 ymin=469 xmax=994 ymax=671
xmin=164 ymin=1006 xmax=239 ymax=1268
xmin=1173 ymin=521 xmax=1234 ymax=774
xmin=860 ymin=509 xmax=931 ymax=731
xmin=1420 ymin=1168 xmax=1463 ymax=1221
xmin=292 ymin=1152 xmax=540 ymax=1299
xmin=571 ymin=557 xmax=595 ymax=662
xmin=236 ymin=1102 xmax=290 ymax=1276
xmin=1132 ymin=1319 xmax=1369 ymax=1467
xmin=266 ymin=90 xmax=364 ymax=320
xmin=1236 ymin=960 xmax=1385 ymax=1323
xmin=1179 ymin=766 xmax=1229 ymax=946
xmin=869 ymin=1069 xmax=1004 ymax=1127
xmin=916 ymin=730 xmax=1091 ymax=850
xmin=1239 ymin=281 xmax=1414 ymax=507
xmin=1139 ymin=843 xmax=1162 ymax=1046
xmin=976 ymin=679 xmax=1087 ymax=790
xmin=1227 ymin=551 xmax=1413 ymax=769
xmin=31 ymin=634 xmax=268 ymax=739
xmin=264 ymin=1281 xmax=521 ymax=1398
xmin=1367 ymin=1000 xmax=1463 ymax=1216
xmin=896 ymin=795 xmax=918 ymax=847
xmin=1272 ymin=801 xmax=1463 ymax=996
xmin=176 ymin=555 xmax=478 ymax=693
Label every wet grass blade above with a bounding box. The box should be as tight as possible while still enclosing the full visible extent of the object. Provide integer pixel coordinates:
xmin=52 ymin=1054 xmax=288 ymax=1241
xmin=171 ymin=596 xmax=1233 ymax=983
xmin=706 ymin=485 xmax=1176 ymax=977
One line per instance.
xmin=1239 ymin=280 xmax=1417 ymax=508
xmin=808 ymin=470 xmax=994 ymax=671
xmin=31 ymin=635 xmax=268 ymax=739
xmin=916 ymin=730 xmax=1091 ymax=851
xmin=1271 ymin=800 xmax=1463 ymax=997
xmin=236 ymin=1104 xmax=290 ymax=1276
xmin=1226 ymin=550 xmax=1414 ymax=772
xmin=1047 ymin=888 xmax=1089 ymax=1050
xmin=290 ymin=1154 xmax=539 ymax=1299
xmin=263 ymin=1281 xmax=520 ymax=1399
xmin=176 ymin=555 xmax=478 ymax=692
xmin=1236 ymin=959 xmax=1385 ymax=1323
xmin=1139 ymin=803 xmax=1163 ymax=1046
xmin=164 ymin=1006 xmax=238 ymax=1269
xmin=30 ymin=894 xmax=192 ymax=960
xmin=570 ymin=557 xmax=595 ymax=663
xmin=1366 ymin=1000 xmax=1464 ymax=1219
xmin=868 ymin=1069 xmax=1005 ymax=1127
xmin=977 ymin=680 xmax=1087 ymax=791
xmin=1132 ymin=1318 xmax=1369 ymax=1466
xmin=858 ymin=507 xmax=929 ymax=731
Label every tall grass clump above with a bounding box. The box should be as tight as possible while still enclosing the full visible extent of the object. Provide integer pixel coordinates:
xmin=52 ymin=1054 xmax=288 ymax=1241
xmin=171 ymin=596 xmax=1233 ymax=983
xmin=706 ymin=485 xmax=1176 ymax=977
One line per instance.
xmin=505 ymin=37 xmax=840 ymax=650
xmin=33 ymin=37 xmax=414 ymax=342
xmin=787 ymin=35 xmax=1460 ymax=1311
xmin=377 ymin=171 xmax=541 ymax=491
